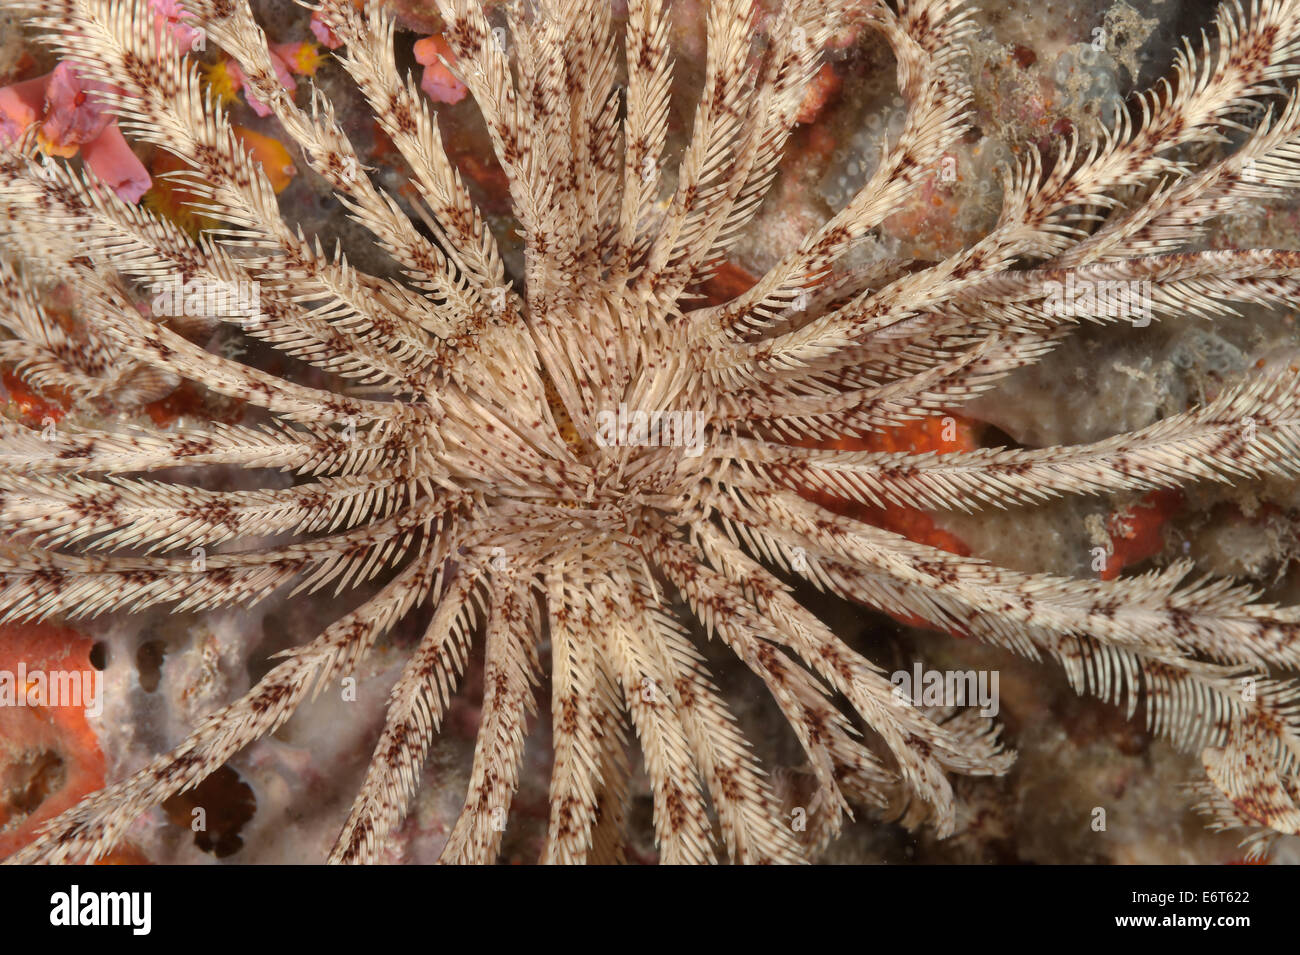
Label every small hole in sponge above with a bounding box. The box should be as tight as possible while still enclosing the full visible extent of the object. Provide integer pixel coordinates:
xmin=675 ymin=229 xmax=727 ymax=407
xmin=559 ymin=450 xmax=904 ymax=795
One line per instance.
xmin=162 ymin=765 xmax=256 ymax=859
xmin=135 ymin=639 xmax=167 ymax=692
xmin=3 ymin=749 xmax=67 ymax=818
